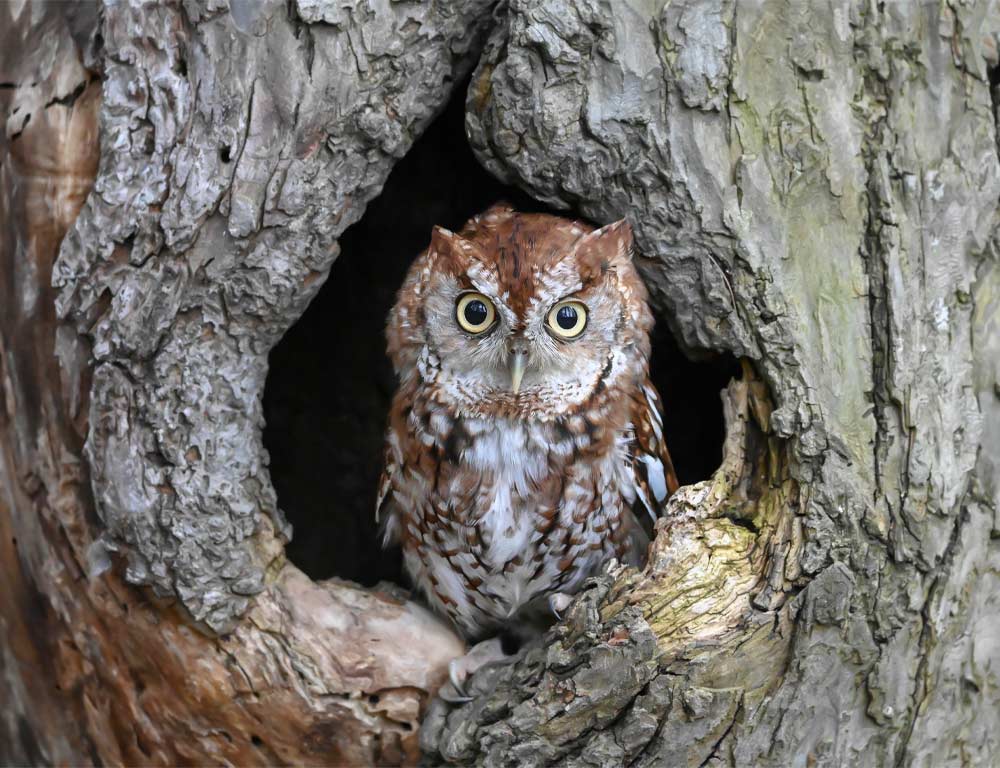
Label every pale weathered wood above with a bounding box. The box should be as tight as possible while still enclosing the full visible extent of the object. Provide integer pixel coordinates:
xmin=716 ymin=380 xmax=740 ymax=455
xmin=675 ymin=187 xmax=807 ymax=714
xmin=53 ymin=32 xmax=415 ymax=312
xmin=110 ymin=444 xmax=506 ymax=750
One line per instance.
xmin=423 ymin=1 xmax=1000 ymax=765
xmin=3 ymin=0 xmax=1000 ymax=766
xmin=0 ymin=1 xmax=471 ymax=764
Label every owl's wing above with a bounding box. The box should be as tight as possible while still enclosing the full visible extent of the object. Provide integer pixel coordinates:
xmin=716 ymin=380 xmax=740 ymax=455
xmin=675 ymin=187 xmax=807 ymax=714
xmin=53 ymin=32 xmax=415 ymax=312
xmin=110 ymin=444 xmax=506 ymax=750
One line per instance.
xmin=628 ymin=380 xmax=680 ymax=522
xmin=375 ymin=427 xmax=404 ymax=548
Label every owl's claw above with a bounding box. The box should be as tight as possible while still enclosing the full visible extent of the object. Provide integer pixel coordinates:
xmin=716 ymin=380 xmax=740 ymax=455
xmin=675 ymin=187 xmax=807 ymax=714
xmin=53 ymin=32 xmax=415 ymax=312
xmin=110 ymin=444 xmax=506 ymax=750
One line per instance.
xmin=439 ymin=637 xmax=509 ymax=703
xmin=440 ymin=664 xmax=473 ymax=703
xmin=548 ymin=591 xmax=573 ymax=620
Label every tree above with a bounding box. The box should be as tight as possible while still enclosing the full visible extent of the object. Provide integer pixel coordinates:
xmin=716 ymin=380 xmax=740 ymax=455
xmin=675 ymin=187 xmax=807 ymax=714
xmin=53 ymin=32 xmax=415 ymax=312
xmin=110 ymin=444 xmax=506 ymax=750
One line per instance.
xmin=2 ymin=0 xmax=999 ymax=766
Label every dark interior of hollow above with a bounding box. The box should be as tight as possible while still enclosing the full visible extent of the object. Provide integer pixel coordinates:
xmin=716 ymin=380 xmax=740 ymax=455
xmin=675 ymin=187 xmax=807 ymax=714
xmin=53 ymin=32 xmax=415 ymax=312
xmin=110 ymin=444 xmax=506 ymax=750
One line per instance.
xmin=262 ymin=84 xmax=740 ymax=585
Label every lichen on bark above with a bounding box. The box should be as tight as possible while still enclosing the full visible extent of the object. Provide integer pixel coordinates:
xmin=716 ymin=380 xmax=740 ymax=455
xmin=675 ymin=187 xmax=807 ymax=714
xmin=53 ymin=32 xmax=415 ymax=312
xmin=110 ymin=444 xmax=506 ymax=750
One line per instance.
xmin=421 ymin=0 xmax=1000 ymax=764
xmin=5 ymin=0 xmax=1000 ymax=764
xmin=53 ymin=0 xmax=495 ymax=633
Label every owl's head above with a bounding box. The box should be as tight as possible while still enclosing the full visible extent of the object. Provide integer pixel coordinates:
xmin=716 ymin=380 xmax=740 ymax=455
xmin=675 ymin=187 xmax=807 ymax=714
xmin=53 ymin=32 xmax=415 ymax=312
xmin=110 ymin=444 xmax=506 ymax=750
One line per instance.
xmin=387 ymin=204 xmax=653 ymax=419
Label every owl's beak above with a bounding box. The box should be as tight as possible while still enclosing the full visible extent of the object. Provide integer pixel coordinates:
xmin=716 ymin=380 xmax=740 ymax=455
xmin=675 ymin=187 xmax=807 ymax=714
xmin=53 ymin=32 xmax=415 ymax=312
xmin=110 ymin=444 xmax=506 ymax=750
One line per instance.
xmin=508 ymin=342 xmax=529 ymax=395
xmin=509 ymin=354 xmax=526 ymax=394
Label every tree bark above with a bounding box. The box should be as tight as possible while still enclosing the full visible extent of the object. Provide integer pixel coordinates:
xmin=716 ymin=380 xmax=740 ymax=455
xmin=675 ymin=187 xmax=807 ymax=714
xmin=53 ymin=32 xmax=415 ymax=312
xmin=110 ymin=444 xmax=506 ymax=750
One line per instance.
xmin=1 ymin=1 xmax=478 ymax=764
xmin=424 ymin=1 xmax=1000 ymax=765
xmin=2 ymin=0 xmax=999 ymax=767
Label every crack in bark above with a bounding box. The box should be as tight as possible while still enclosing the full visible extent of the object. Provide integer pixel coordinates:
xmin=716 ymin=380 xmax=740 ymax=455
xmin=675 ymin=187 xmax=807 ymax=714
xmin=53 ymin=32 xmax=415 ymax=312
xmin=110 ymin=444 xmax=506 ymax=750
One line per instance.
xmin=697 ymin=694 xmax=743 ymax=768
xmin=54 ymin=0 xmax=498 ymax=632
xmin=893 ymin=503 xmax=972 ymax=766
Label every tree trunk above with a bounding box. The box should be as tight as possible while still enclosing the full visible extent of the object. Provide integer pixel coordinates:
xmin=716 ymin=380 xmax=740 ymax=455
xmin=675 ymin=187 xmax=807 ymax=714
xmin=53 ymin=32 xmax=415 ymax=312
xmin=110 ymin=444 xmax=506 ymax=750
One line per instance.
xmin=2 ymin=1 xmax=477 ymax=764
xmin=425 ymin=1 xmax=1000 ymax=765
xmin=2 ymin=1 xmax=999 ymax=767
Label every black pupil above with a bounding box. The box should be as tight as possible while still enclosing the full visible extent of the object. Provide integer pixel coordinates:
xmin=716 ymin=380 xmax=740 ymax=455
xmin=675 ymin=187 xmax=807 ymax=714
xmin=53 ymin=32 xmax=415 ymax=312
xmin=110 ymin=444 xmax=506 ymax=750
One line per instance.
xmin=556 ymin=305 xmax=578 ymax=330
xmin=464 ymin=300 xmax=488 ymax=326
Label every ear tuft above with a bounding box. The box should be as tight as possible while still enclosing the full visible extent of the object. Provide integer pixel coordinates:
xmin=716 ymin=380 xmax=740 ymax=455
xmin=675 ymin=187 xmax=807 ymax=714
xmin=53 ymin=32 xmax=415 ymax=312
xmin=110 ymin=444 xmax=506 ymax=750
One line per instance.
xmin=478 ymin=201 xmax=516 ymax=221
xmin=429 ymin=226 xmax=486 ymax=270
xmin=573 ymin=218 xmax=635 ymax=273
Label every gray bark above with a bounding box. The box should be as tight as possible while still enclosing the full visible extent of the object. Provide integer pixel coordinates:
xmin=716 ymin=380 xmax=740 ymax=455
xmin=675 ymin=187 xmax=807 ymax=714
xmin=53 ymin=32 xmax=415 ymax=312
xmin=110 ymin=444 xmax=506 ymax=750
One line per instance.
xmin=422 ymin=1 xmax=1000 ymax=765
xmin=2 ymin=0 xmax=474 ymax=764
xmin=55 ymin=0 xmax=494 ymax=633
xmin=2 ymin=0 xmax=999 ymax=766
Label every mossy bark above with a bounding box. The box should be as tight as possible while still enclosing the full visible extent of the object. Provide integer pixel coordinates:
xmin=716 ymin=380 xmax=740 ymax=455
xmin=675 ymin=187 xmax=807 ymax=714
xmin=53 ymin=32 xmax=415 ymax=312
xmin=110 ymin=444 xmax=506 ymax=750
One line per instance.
xmin=424 ymin=1 xmax=1000 ymax=765
xmin=2 ymin=0 xmax=1000 ymax=766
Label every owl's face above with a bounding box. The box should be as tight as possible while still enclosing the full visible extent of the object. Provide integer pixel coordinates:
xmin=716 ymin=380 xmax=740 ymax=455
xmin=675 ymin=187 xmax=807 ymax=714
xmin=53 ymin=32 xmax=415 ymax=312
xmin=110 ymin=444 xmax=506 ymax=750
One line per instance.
xmin=388 ymin=205 xmax=652 ymax=419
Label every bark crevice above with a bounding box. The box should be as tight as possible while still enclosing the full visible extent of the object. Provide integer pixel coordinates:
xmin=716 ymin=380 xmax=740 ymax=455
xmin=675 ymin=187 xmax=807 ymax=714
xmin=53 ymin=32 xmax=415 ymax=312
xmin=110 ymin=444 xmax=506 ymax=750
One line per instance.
xmin=4 ymin=0 xmax=1000 ymax=765
xmin=421 ymin=1 xmax=1000 ymax=765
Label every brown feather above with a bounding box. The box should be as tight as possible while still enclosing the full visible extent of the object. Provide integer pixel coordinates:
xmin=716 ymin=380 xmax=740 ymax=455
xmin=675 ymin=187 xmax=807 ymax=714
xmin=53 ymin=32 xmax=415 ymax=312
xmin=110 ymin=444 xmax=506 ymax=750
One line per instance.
xmin=377 ymin=207 xmax=677 ymax=640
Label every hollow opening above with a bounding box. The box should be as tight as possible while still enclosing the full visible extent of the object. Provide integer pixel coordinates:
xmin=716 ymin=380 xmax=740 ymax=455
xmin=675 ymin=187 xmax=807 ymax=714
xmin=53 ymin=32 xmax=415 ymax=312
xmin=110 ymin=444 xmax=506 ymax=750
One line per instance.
xmin=262 ymin=83 xmax=739 ymax=585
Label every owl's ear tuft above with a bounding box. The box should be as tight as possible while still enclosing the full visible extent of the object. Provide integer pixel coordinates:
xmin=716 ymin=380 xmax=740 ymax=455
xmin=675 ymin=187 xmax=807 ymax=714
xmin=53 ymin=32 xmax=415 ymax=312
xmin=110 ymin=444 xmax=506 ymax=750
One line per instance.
xmin=477 ymin=201 xmax=516 ymax=221
xmin=573 ymin=218 xmax=635 ymax=276
xmin=429 ymin=225 xmax=457 ymax=252
xmin=429 ymin=225 xmax=487 ymax=271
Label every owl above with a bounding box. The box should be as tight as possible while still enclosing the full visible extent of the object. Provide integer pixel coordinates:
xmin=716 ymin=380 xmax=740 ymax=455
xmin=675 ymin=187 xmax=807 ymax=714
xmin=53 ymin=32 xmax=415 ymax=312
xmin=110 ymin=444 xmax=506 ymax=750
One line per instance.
xmin=377 ymin=204 xmax=678 ymax=686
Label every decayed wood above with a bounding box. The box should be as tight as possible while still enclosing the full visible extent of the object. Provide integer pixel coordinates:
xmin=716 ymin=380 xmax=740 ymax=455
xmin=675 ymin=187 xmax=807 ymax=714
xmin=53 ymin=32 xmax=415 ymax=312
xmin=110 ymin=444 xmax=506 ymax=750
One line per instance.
xmin=0 ymin=1 xmax=474 ymax=764
xmin=422 ymin=1 xmax=1000 ymax=765
xmin=4 ymin=0 xmax=1000 ymax=766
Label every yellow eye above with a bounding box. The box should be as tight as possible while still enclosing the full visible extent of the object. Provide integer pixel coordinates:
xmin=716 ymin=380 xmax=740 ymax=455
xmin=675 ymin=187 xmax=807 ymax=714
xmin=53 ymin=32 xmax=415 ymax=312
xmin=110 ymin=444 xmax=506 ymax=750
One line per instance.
xmin=547 ymin=300 xmax=588 ymax=339
xmin=456 ymin=292 xmax=496 ymax=334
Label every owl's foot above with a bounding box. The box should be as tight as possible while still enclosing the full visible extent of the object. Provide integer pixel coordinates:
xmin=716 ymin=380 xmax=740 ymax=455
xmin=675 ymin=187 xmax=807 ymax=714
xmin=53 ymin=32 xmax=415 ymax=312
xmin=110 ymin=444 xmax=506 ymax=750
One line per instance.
xmin=439 ymin=637 xmax=513 ymax=703
xmin=548 ymin=591 xmax=574 ymax=619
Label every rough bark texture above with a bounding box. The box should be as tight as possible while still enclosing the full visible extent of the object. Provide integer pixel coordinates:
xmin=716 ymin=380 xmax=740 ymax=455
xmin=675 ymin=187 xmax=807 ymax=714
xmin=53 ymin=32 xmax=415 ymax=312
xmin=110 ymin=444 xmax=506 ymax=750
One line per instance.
xmin=54 ymin=0 xmax=494 ymax=634
xmin=1 ymin=0 xmax=477 ymax=764
xmin=422 ymin=1 xmax=1000 ymax=765
xmin=3 ymin=0 xmax=1000 ymax=766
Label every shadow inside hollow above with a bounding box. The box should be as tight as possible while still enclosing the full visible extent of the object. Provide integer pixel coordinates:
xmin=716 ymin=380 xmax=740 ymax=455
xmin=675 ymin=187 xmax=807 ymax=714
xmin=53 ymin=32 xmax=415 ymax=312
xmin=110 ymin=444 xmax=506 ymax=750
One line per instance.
xmin=262 ymin=79 xmax=737 ymax=585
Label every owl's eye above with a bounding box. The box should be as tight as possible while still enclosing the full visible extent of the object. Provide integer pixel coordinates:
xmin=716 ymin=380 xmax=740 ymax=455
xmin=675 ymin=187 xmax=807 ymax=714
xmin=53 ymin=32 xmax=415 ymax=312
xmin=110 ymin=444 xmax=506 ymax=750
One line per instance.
xmin=546 ymin=300 xmax=588 ymax=339
xmin=456 ymin=292 xmax=497 ymax=334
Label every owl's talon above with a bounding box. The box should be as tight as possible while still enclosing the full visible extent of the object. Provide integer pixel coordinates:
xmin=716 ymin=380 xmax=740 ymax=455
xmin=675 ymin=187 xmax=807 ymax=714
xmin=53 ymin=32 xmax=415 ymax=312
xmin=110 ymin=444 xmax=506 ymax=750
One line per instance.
xmin=440 ymin=662 xmax=474 ymax=703
xmin=439 ymin=637 xmax=509 ymax=704
xmin=440 ymin=689 xmax=473 ymax=703
xmin=548 ymin=592 xmax=573 ymax=620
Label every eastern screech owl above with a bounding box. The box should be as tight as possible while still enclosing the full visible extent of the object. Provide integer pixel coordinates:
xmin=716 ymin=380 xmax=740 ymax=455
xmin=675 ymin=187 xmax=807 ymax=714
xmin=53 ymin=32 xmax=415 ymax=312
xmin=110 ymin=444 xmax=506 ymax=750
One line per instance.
xmin=378 ymin=204 xmax=678 ymax=643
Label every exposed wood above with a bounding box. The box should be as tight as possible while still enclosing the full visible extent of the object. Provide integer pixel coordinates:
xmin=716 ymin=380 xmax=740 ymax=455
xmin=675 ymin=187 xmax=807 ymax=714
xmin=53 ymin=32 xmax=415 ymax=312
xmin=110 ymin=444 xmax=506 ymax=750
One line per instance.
xmin=0 ymin=1 xmax=476 ymax=763
xmin=3 ymin=0 xmax=1000 ymax=766
xmin=423 ymin=1 xmax=1000 ymax=765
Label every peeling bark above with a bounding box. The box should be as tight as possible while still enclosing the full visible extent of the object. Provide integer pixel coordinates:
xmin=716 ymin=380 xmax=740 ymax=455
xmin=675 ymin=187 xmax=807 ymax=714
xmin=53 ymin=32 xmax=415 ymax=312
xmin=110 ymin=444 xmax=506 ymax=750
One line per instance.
xmin=1 ymin=0 xmax=478 ymax=763
xmin=422 ymin=1 xmax=1000 ymax=765
xmin=3 ymin=0 xmax=1000 ymax=766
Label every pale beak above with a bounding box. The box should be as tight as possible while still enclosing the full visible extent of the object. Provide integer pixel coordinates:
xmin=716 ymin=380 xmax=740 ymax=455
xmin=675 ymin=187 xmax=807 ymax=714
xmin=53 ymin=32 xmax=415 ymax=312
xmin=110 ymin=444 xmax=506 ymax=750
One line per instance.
xmin=508 ymin=344 xmax=528 ymax=395
xmin=509 ymin=352 xmax=526 ymax=395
